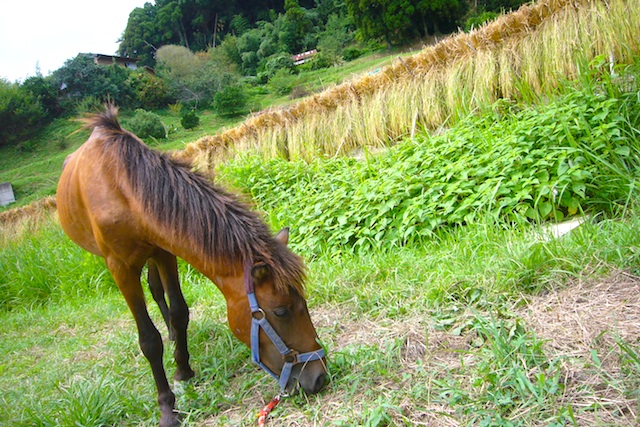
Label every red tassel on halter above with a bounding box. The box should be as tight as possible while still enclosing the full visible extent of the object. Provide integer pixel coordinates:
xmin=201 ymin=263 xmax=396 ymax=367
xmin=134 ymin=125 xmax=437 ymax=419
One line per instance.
xmin=257 ymin=394 xmax=282 ymax=426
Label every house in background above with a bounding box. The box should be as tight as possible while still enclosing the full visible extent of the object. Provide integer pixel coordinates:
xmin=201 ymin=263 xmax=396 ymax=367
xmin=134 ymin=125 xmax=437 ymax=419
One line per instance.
xmin=79 ymin=53 xmax=155 ymax=75
xmin=83 ymin=53 xmax=140 ymax=70
xmin=292 ymin=49 xmax=317 ymax=65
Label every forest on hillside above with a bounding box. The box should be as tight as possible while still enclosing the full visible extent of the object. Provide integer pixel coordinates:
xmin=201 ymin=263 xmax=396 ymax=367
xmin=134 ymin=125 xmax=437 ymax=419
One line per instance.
xmin=118 ymin=0 xmax=472 ymax=67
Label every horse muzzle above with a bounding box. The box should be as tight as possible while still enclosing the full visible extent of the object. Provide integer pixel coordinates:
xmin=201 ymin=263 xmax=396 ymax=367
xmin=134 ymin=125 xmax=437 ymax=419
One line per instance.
xmin=290 ymin=358 xmax=328 ymax=394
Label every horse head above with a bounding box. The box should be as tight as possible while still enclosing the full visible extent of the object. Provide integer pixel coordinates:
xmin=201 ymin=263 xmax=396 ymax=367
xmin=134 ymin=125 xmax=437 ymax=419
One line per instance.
xmin=225 ymin=228 xmax=327 ymax=394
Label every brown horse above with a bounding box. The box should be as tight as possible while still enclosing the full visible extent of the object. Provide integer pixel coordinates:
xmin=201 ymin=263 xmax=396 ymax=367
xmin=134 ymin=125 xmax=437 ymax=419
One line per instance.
xmin=56 ymin=106 xmax=327 ymax=427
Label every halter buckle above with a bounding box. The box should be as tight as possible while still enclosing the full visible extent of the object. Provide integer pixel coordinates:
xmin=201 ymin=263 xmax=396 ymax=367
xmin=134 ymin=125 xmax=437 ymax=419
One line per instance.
xmin=252 ymin=308 xmax=266 ymax=320
xmin=283 ymin=350 xmax=298 ymax=364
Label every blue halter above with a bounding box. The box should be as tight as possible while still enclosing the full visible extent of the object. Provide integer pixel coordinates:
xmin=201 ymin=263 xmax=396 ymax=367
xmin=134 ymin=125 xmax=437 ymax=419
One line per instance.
xmin=244 ymin=260 xmax=326 ymax=390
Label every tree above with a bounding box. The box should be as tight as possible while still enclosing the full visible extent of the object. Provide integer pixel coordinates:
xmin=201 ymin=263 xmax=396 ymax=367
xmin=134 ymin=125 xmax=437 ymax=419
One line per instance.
xmin=236 ymin=28 xmax=265 ymax=74
xmin=0 ymin=79 xmax=47 ymax=147
xmin=345 ymin=0 xmax=465 ymax=46
xmin=414 ymin=0 xmax=468 ymax=35
xmin=156 ymin=45 xmax=237 ymax=108
xmin=118 ymin=3 xmax=161 ymax=67
xmin=118 ymin=0 xmax=291 ymax=68
xmin=281 ymin=0 xmax=313 ymax=53
xmin=51 ymin=55 xmax=134 ymax=110
xmin=21 ymin=74 xmax=61 ymax=117
xmin=156 ymin=0 xmax=189 ymax=47
xmin=317 ymin=11 xmax=355 ymax=60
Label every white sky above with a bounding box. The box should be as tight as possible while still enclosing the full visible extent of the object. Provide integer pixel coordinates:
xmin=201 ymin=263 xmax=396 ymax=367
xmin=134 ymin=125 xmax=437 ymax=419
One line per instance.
xmin=0 ymin=0 xmax=149 ymax=83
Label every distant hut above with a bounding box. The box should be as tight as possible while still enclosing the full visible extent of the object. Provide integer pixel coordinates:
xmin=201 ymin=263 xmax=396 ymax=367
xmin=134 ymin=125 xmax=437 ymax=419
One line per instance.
xmin=0 ymin=183 xmax=16 ymax=206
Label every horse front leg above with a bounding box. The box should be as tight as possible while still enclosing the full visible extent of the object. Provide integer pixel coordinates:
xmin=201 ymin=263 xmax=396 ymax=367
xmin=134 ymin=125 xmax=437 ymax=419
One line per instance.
xmin=151 ymin=250 xmax=195 ymax=382
xmin=107 ymin=257 xmax=179 ymax=427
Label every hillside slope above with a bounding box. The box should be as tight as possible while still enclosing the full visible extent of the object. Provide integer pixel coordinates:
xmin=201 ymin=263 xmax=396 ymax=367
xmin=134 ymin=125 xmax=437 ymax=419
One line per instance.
xmin=179 ymin=0 xmax=640 ymax=169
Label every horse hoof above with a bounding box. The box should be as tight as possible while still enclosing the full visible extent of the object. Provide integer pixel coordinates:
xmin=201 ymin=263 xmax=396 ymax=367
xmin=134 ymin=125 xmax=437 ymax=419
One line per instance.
xmin=174 ymin=367 xmax=195 ymax=382
xmin=159 ymin=410 xmax=181 ymax=427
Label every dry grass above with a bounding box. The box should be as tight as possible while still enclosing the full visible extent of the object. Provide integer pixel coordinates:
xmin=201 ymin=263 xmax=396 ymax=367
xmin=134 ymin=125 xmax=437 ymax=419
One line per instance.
xmin=519 ymin=270 xmax=640 ymax=425
xmin=0 ymin=196 xmax=57 ymax=246
xmin=178 ymin=0 xmax=640 ymax=169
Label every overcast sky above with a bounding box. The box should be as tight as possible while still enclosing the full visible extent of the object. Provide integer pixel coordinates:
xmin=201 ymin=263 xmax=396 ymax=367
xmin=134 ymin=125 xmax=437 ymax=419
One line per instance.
xmin=1 ymin=0 xmax=149 ymax=83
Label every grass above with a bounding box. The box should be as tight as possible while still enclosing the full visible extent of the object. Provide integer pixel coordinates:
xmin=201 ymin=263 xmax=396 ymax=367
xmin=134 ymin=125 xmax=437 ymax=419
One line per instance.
xmin=1 ymin=210 xmax=639 ymax=426
xmin=0 ymin=118 xmax=91 ymax=208
xmin=2 ymin=61 xmax=639 ymax=427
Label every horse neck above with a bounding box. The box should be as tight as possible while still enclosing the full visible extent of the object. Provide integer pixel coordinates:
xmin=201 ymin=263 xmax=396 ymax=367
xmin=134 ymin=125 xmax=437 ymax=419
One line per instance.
xmin=156 ymin=234 xmax=247 ymax=301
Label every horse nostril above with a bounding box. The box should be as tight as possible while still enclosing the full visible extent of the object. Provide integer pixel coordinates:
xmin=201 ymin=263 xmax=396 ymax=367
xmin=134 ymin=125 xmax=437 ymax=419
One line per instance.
xmin=311 ymin=372 xmax=327 ymax=394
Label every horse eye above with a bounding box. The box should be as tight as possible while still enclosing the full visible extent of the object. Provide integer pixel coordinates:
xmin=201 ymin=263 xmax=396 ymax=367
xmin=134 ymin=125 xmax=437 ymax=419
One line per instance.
xmin=273 ymin=307 xmax=290 ymax=318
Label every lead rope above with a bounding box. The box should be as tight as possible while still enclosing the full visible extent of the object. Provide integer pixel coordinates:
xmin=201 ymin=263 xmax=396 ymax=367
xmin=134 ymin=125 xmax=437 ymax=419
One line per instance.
xmin=257 ymin=393 xmax=284 ymax=426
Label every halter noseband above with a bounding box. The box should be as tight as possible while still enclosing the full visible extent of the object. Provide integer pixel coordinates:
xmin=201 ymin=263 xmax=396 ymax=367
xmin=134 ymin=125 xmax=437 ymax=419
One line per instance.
xmin=244 ymin=260 xmax=326 ymax=390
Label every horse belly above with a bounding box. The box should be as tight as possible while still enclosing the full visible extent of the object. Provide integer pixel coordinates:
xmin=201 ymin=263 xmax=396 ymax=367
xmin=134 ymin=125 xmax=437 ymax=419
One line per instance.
xmin=57 ymin=164 xmax=104 ymax=256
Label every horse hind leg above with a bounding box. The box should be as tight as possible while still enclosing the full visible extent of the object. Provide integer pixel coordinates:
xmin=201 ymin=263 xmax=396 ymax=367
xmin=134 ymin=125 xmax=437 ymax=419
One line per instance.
xmin=148 ymin=259 xmax=175 ymax=341
xmin=106 ymin=256 xmax=178 ymax=427
xmin=150 ymin=250 xmax=195 ymax=382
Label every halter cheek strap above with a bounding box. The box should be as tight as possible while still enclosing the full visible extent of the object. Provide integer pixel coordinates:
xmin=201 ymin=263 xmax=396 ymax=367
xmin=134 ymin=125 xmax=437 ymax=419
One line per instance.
xmin=244 ymin=260 xmax=326 ymax=390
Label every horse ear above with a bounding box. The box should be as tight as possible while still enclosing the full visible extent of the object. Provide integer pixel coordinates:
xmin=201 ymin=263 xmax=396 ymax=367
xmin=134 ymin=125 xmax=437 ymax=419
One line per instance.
xmin=274 ymin=227 xmax=289 ymax=245
xmin=251 ymin=262 xmax=271 ymax=284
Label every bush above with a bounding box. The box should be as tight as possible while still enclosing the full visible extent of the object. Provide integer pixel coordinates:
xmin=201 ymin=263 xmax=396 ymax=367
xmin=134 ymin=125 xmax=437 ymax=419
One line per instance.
xmin=126 ymin=109 xmax=166 ymax=140
xmin=299 ymin=51 xmax=334 ymax=71
xmin=257 ymin=53 xmax=295 ymax=83
xmin=181 ymin=110 xmax=200 ymax=130
xmin=342 ymin=46 xmax=364 ymax=61
xmin=213 ymin=85 xmax=247 ymax=116
xmin=268 ymin=69 xmax=296 ymax=96
xmin=127 ymin=71 xmax=171 ymax=109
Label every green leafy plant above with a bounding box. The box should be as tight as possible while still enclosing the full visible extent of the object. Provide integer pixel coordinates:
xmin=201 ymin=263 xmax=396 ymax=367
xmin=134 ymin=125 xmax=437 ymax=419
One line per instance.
xmin=213 ymin=85 xmax=248 ymax=117
xmin=219 ymin=77 xmax=640 ymax=256
xmin=126 ymin=109 xmax=166 ymax=140
xmin=168 ymin=102 xmax=182 ymax=117
xmin=180 ymin=110 xmax=200 ymax=130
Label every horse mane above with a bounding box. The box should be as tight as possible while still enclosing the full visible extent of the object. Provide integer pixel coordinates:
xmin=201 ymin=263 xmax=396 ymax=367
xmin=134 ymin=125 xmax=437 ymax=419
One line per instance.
xmin=84 ymin=106 xmax=305 ymax=295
